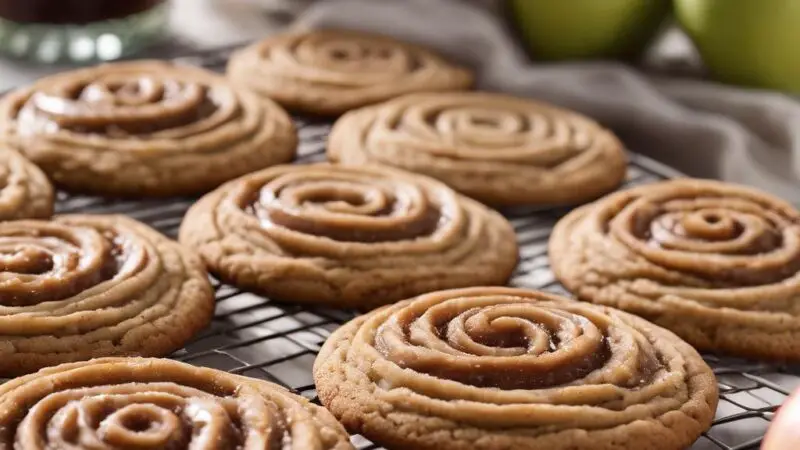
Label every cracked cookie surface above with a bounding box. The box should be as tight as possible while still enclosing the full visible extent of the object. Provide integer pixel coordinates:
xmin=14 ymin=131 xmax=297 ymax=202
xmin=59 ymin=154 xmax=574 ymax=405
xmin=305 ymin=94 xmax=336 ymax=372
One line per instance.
xmin=0 ymin=357 xmax=354 ymax=450
xmin=0 ymin=215 xmax=214 ymax=376
xmin=328 ymin=92 xmax=627 ymax=206
xmin=0 ymin=61 xmax=297 ymax=197
xmin=179 ymin=164 xmax=518 ymax=309
xmin=549 ymin=179 xmax=800 ymax=360
xmin=227 ymin=29 xmax=473 ymax=116
xmin=313 ymin=287 xmax=718 ymax=450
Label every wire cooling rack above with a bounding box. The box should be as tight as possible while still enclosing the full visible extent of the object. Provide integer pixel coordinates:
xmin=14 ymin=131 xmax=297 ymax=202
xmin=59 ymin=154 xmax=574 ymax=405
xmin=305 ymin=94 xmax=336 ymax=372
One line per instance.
xmin=40 ymin=46 xmax=797 ymax=450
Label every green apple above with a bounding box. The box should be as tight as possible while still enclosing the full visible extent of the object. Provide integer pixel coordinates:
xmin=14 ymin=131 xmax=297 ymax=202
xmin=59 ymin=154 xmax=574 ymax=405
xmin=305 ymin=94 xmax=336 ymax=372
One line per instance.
xmin=675 ymin=0 xmax=800 ymax=92
xmin=508 ymin=0 xmax=671 ymax=60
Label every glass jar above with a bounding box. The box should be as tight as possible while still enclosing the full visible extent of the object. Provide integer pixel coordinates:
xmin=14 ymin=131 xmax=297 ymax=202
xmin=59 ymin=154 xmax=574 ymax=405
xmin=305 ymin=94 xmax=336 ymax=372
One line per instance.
xmin=0 ymin=0 xmax=168 ymax=63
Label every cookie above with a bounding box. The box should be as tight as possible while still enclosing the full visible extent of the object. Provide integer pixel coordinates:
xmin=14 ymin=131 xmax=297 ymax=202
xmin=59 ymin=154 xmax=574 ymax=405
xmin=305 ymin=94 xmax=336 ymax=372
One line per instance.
xmin=549 ymin=178 xmax=800 ymax=360
xmin=0 ymin=357 xmax=354 ymax=450
xmin=328 ymin=92 xmax=628 ymax=206
xmin=227 ymin=29 xmax=473 ymax=116
xmin=0 ymin=147 xmax=53 ymax=220
xmin=0 ymin=61 xmax=297 ymax=197
xmin=179 ymin=164 xmax=518 ymax=309
xmin=0 ymin=215 xmax=214 ymax=376
xmin=314 ymin=287 xmax=718 ymax=450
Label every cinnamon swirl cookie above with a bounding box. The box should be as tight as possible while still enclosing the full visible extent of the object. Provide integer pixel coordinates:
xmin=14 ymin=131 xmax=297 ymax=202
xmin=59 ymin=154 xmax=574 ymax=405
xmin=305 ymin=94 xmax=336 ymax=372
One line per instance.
xmin=0 ymin=215 xmax=214 ymax=376
xmin=314 ymin=287 xmax=718 ymax=450
xmin=227 ymin=29 xmax=473 ymax=116
xmin=329 ymin=92 xmax=628 ymax=206
xmin=0 ymin=357 xmax=354 ymax=450
xmin=0 ymin=61 xmax=297 ymax=197
xmin=0 ymin=148 xmax=53 ymax=220
xmin=549 ymin=179 xmax=800 ymax=360
xmin=179 ymin=164 xmax=518 ymax=308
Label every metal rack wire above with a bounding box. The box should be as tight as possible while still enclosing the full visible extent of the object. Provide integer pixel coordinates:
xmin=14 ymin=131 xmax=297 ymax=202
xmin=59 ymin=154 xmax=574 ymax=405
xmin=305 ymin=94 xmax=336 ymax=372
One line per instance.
xmin=44 ymin=47 xmax=799 ymax=450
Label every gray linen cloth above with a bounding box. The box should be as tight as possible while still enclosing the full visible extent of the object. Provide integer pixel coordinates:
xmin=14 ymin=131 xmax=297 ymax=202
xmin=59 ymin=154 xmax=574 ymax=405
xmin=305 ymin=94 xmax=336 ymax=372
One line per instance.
xmin=296 ymin=0 xmax=800 ymax=203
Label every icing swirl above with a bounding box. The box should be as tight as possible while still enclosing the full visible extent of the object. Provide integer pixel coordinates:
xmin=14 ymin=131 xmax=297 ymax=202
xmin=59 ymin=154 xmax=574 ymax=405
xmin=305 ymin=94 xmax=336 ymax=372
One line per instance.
xmin=314 ymin=287 xmax=717 ymax=450
xmin=18 ymin=75 xmax=216 ymax=136
xmin=0 ymin=61 xmax=296 ymax=196
xmin=227 ymin=30 xmax=472 ymax=115
xmin=179 ymin=164 xmax=518 ymax=308
xmin=246 ymin=168 xmax=443 ymax=243
xmin=0 ymin=215 xmax=213 ymax=376
xmin=0 ymin=358 xmax=354 ymax=450
xmin=328 ymin=92 xmax=627 ymax=205
xmin=550 ymin=179 xmax=800 ymax=359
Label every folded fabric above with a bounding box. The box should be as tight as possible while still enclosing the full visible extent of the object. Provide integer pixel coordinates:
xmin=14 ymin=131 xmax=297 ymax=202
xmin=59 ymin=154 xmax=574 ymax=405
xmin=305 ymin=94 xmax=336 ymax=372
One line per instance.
xmin=296 ymin=0 xmax=800 ymax=203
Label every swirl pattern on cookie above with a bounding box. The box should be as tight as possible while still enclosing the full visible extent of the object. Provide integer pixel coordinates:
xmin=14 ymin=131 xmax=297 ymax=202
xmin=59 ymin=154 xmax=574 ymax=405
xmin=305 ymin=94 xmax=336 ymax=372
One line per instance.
xmin=549 ymin=179 xmax=800 ymax=360
xmin=179 ymin=164 xmax=518 ymax=308
xmin=314 ymin=287 xmax=718 ymax=450
xmin=329 ymin=92 xmax=627 ymax=206
xmin=0 ymin=357 xmax=354 ymax=450
xmin=227 ymin=30 xmax=473 ymax=115
xmin=0 ymin=215 xmax=214 ymax=376
xmin=0 ymin=61 xmax=297 ymax=196
xmin=0 ymin=148 xmax=53 ymax=220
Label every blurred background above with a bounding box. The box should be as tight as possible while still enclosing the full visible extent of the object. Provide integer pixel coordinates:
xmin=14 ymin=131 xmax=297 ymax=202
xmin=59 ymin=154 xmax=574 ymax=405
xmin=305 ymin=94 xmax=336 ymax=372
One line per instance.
xmin=0 ymin=0 xmax=757 ymax=89
xmin=1 ymin=0 xmax=796 ymax=93
xmin=0 ymin=0 xmax=304 ymax=88
xmin=0 ymin=0 xmax=797 ymax=201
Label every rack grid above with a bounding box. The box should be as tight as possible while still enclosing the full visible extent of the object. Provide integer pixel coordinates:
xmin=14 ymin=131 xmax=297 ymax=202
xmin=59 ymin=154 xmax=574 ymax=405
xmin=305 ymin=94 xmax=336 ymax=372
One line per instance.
xmin=31 ymin=45 xmax=800 ymax=450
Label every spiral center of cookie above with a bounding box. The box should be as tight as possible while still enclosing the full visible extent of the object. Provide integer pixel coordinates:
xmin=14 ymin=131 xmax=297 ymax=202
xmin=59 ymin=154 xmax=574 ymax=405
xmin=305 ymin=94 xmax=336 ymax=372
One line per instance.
xmin=10 ymin=384 xmax=262 ymax=450
xmin=680 ymin=211 xmax=740 ymax=241
xmin=609 ymin=192 xmax=800 ymax=286
xmin=18 ymin=74 xmax=224 ymax=136
xmin=375 ymin=296 xmax=612 ymax=389
xmin=459 ymin=314 xmax=532 ymax=350
xmin=83 ymin=78 xmax=163 ymax=106
xmin=642 ymin=206 xmax=784 ymax=256
xmin=296 ymin=37 xmax=419 ymax=78
xmin=434 ymin=109 xmax=527 ymax=147
xmin=0 ymin=224 xmax=131 ymax=306
xmin=383 ymin=97 xmax=596 ymax=170
xmin=248 ymin=173 xmax=444 ymax=243
xmin=2 ymin=358 xmax=353 ymax=450
xmin=327 ymin=44 xmax=392 ymax=62
xmin=0 ymin=247 xmax=54 ymax=274
xmin=98 ymin=404 xmax=180 ymax=447
xmin=296 ymin=185 xmax=375 ymax=212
